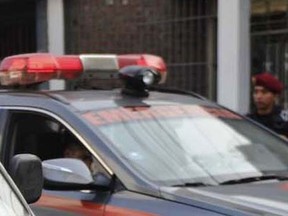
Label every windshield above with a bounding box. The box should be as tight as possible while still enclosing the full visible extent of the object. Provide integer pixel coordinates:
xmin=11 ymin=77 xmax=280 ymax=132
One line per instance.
xmin=82 ymin=104 xmax=288 ymax=186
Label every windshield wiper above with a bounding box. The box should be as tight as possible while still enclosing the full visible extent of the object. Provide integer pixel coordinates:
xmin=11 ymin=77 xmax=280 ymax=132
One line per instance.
xmin=172 ymin=182 xmax=212 ymax=187
xmin=219 ymin=174 xmax=288 ymax=185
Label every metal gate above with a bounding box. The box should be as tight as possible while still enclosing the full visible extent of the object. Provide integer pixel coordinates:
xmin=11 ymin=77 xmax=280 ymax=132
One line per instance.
xmin=64 ymin=0 xmax=218 ymax=99
xmin=135 ymin=0 xmax=218 ymax=99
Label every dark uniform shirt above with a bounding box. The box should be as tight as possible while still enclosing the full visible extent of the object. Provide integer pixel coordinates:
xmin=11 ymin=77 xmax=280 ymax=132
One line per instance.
xmin=247 ymin=106 xmax=288 ymax=137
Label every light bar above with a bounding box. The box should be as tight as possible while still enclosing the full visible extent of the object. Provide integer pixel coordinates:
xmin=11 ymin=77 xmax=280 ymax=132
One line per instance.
xmin=0 ymin=53 xmax=167 ymax=87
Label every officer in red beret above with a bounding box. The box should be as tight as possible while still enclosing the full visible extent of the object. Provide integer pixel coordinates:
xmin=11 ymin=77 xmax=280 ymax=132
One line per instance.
xmin=247 ymin=72 xmax=288 ymax=137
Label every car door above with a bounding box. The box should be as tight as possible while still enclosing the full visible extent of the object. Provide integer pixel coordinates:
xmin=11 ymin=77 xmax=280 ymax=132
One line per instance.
xmin=2 ymin=108 xmax=112 ymax=216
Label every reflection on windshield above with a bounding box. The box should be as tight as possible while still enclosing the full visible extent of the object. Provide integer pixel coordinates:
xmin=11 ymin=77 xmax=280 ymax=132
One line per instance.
xmin=84 ymin=105 xmax=288 ymax=186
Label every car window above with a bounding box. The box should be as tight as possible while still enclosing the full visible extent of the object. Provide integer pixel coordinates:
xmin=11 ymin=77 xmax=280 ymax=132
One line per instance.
xmin=6 ymin=111 xmax=109 ymax=184
xmin=0 ymin=163 xmax=30 ymax=216
xmin=82 ymin=104 xmax=288 ymax=186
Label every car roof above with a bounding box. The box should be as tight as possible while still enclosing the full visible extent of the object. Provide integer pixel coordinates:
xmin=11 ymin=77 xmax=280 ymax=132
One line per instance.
xmin=0 ymin=88 xmax=218 ymax=112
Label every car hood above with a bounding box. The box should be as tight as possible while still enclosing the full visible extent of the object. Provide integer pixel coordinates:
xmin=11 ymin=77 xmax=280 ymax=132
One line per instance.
xmin=160 ymin=181 xmax=288 ymax=216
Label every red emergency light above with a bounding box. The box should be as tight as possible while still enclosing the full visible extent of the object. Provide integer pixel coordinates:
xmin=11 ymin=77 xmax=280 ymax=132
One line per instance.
xmin=56 ymin=55 xmax=83 ymax=79
xmin=0 ymin=53 xmax=167 ymax=86
xmin=0 ymin=53 xmax=83 ymax=85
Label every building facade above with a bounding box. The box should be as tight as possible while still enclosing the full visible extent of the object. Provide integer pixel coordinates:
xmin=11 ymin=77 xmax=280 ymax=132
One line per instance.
xmin=0 ymin=0 xmax=287 ymax=109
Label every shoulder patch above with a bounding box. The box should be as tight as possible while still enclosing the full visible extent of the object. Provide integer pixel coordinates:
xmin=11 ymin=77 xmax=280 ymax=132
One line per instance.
xmin=280 ymin=110 xmax=288 ymax=121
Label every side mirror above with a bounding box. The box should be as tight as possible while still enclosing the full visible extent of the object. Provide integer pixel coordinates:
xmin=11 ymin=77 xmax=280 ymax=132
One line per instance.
xmin=9 ymin=154 xmax=43 ymax=204
xmin=42 ymin=158 xmax=111 ymax=191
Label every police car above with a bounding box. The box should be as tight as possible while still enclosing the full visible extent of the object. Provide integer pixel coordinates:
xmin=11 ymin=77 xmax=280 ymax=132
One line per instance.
xmin=1 ymin=53 xmax=288 ymax=215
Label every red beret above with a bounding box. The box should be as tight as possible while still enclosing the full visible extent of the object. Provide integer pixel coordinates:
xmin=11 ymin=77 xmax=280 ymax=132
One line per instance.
xmin=254 ymin=72 xmax=284 ymax=94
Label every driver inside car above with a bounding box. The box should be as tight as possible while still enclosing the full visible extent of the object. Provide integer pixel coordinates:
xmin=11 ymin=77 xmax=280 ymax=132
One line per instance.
xmin=63 ymin=139 xmax=93 ymax=170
